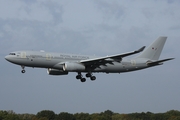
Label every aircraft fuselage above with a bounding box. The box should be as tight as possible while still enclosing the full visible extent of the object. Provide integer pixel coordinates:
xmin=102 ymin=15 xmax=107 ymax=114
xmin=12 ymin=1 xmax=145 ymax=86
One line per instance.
xmin=5 ymin=37 xmax=174 ymax=82
xmin=5 ymin=51 xmax=148 ymax=73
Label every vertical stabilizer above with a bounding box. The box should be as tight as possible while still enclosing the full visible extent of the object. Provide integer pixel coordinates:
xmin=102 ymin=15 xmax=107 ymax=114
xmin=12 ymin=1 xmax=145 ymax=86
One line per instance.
xmin=137 ymin=37 xmax=167 ymax=60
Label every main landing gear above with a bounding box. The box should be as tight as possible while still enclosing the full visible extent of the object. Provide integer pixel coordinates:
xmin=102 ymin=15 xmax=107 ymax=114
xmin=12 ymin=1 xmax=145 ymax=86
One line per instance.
xmin=76 ymin=72 xmax=96 ymax=82
xmin=86 ymin=73 xmax=96 ymax=81
xmin=21 ymin=65 xmax=26 ymax=73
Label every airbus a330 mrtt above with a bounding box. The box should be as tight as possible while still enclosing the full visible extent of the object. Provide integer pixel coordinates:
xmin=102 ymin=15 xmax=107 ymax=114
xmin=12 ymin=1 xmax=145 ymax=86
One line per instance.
xmin=5 ymin=36 xmax=174 ymax=82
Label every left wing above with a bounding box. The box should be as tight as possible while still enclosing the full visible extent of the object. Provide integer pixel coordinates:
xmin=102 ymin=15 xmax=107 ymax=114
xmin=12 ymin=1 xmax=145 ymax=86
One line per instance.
xmin=80 ymin=46 xmax=145 ymax=67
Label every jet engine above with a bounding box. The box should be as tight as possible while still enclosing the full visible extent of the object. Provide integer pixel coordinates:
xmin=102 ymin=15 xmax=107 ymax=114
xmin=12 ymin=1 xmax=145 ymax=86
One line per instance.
xmin=63 ymin=62 xmax=85 ymax=72
xmin=47 ymin=68 xmax=68 ymax=75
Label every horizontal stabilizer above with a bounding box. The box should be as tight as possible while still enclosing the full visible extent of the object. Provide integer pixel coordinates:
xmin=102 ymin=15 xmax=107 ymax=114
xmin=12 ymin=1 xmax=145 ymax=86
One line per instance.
xmin=147 ymin=58 xmax=174 ymax=66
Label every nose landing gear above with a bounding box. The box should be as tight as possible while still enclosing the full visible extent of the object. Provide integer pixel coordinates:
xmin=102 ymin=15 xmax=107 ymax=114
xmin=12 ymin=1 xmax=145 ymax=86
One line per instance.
xmin=21 ymin=70 xmax=25 ymax=73
xmin=21 ymin=65 xmax=26 ymax=73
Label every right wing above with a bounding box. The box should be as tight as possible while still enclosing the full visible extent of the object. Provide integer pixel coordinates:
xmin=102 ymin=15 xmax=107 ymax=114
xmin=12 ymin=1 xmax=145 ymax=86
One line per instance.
xmin=80 ymin=46 xmax=146 ymax=67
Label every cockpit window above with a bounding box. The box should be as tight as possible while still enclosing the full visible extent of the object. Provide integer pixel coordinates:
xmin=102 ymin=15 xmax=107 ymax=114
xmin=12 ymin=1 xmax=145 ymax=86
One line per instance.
xmin=9 ymin=53 xmax=16 ymax=55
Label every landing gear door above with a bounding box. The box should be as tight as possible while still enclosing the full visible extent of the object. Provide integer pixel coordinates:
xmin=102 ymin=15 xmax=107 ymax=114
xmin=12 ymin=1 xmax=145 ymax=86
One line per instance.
xmin=21 ymin=52 xmax=26 ymax=58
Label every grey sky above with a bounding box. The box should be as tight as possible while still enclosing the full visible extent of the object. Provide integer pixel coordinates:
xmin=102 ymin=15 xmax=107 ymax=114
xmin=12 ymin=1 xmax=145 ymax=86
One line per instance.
xmin=0 ymin=0 xmax=179 ymax=114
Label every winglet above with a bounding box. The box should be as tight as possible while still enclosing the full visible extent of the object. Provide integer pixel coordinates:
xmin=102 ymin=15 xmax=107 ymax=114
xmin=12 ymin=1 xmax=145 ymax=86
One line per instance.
xmin=135 ymin=46 xmax=146 ymax=53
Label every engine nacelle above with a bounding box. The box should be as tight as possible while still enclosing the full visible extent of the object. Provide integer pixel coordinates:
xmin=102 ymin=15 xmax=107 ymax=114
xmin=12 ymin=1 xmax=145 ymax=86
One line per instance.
xmin=47 ymin=68 xmax=68 ymax=75
xmin=63 ymin=62 xmax=85 ymax=72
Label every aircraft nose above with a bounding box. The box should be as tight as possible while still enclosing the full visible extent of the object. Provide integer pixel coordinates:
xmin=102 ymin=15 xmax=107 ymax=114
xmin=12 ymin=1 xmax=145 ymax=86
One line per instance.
xmin=5 ymin=55 xmax=11 ymax=61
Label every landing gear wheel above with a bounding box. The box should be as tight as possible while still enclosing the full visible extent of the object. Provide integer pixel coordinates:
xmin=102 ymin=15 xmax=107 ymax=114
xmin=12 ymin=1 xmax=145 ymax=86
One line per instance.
xmin=21 ymin=70 xmax=25 ymax=73
xmin=76 ymin=75 xmax=81 ymax=79
xmin=81 ymin=78 xmax=86 ymax=82
xmin=76 ymin=72 xmax=83 ymax=80
xmin=86 ymin=73 xmax=91 ymax=78
xmin=90 ymin=76 xmax=96 ymax=81
xmin=21 ymin=65 xmax=25 ymax=73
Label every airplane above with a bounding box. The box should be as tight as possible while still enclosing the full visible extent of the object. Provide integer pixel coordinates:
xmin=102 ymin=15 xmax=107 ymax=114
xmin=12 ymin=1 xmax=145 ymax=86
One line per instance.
xmin=5 ymin=36 xmax=174 ymax=82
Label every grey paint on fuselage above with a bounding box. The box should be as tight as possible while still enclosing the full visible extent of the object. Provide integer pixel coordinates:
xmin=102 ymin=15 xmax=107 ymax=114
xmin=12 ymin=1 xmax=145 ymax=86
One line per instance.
xmin=5 ymin=36 xmax=174 ymax=82
xmin=5 ymin=51 xmax=147 ymax=73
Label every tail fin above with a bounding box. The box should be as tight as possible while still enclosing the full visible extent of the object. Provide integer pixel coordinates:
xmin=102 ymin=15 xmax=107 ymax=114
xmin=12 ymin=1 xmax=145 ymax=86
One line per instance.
xmin=137 ymin=36 xmax=167 ymax=60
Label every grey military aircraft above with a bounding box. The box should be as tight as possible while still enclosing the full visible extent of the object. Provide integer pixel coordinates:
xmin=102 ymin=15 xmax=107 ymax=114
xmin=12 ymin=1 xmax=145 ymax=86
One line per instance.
xmin=5 ymin=36 xmax=174 ymax=82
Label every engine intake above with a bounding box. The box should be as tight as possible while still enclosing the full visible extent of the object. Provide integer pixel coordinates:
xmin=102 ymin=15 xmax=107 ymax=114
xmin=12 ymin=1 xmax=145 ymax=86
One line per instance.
xmin=47 ymin=68 xmax=68 ymax=75
xmin=63 ymin=62 xmax=85 ymax=72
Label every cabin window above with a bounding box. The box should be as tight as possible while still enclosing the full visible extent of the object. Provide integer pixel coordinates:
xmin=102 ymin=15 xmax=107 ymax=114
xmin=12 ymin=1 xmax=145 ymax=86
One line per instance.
xmin=9 ymin=53 xmax=16 ymax=55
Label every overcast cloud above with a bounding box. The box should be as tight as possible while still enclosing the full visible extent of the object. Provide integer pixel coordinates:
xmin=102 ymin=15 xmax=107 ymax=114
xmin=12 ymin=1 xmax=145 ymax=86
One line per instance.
xmin=0 ymin=0 xmax=179 ymax=114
